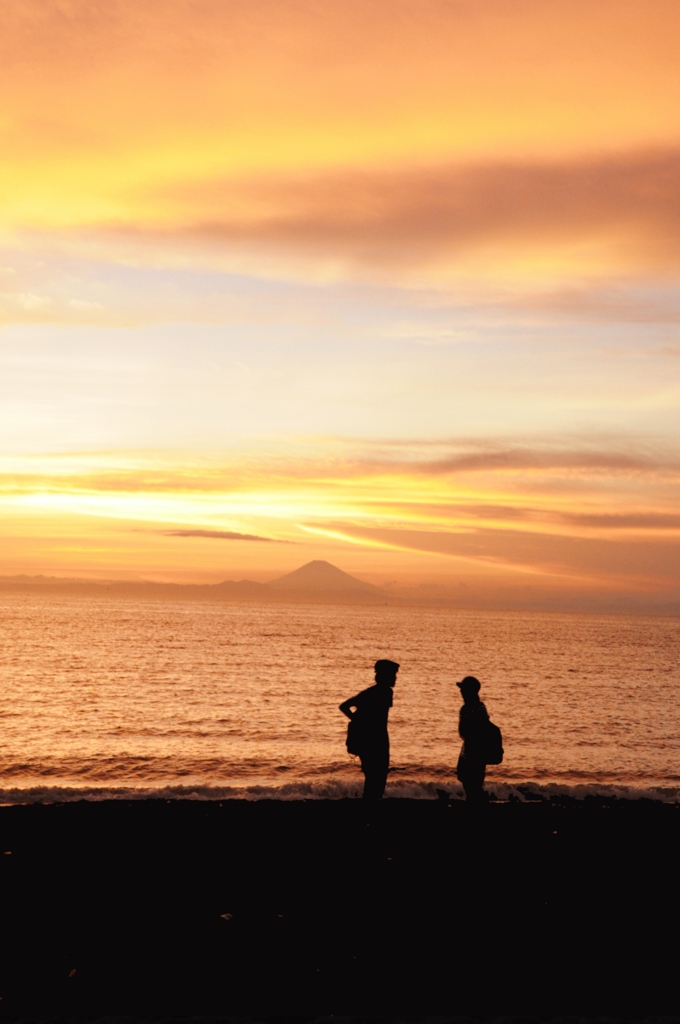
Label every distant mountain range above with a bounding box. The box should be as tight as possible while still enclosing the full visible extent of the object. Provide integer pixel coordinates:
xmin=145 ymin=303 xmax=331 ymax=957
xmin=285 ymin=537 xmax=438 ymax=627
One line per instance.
xmin=2 ymin=560 xmax=676 ymax=613
xmin=0 ymin=560 xmax=389 ymax=605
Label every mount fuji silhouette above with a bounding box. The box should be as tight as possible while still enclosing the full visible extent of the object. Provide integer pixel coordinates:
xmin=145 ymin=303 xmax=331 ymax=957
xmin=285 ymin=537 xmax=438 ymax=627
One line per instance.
xmin=269 ymin=559 xmax=377 ymax=594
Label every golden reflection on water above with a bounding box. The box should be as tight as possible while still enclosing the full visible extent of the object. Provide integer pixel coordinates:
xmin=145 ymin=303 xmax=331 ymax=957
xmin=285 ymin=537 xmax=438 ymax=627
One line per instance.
xmin=0 ymin=596 xmax=678 ymax=798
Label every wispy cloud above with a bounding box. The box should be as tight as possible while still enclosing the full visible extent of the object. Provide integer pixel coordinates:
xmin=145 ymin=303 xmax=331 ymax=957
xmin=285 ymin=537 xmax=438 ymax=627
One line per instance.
xmin=402 ymin=445 xmax=673 ymax=475
xmin=163 ymin=528 xmax=287 ymax=542
xmin=154 ymin=149 xmax=680 ymax=283
xmin=8 ymin=145 xmax=676 ymax=320
xmin=2 ymin=439 xmax=678 ymax=493
xmin=384 ymin=503 xmax=680 ymax=531
xmin=318 ymin=522 xmax=680 ymax=586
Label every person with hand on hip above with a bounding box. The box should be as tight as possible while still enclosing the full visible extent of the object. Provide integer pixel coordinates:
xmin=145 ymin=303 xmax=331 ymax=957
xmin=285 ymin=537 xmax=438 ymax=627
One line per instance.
xmin=340 ymin=659 xmax=400 ymax=800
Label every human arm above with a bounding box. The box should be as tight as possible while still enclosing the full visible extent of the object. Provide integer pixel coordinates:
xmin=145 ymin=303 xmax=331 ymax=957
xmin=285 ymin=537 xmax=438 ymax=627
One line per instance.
xmin=339 ymin=695 xmax=361 ymax=720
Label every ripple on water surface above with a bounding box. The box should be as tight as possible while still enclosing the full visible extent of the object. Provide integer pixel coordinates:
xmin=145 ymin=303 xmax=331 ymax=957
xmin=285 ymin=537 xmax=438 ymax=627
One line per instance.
xmin=0 ymin=595 xmax=678 ymax=800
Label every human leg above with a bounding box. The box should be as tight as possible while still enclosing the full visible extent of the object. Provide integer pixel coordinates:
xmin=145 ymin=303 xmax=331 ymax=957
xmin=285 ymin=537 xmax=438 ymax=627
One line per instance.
xmin=360 ymin=753 xmax=389 ymax=799
xmin=457 ymin=756 xmax=487 ymax=803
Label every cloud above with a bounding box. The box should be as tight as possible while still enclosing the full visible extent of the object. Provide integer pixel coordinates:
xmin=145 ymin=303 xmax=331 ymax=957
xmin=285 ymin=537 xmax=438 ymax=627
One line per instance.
xmin=136 ymin=148 xmax=680 ymax=284
xmin=11 ymin=146 xmax=663 ymax=305
xmin=319 ymin=439 xmax=680 ymax=478
xmin=2 ymin=439 xmax=678 ymax=495
xmin=163 ymin=528 xmax=287 ymax=542
xmin=408 ymin=446 xmax=668 ymax=475
xmin=556 ymin=511 xmax=680 ymax=529
xmin=399 ymin=503 xmax=680 ymax=531
xmin=2 ymin=0 xmax=680 ymax=293
xmin=320 ymin=523 xmax=680 ymax=585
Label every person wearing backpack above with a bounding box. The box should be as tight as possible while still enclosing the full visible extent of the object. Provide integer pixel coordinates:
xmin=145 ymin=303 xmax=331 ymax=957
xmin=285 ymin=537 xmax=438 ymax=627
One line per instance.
xmin=339 ymin=659 xmax=399 ymax=799
xmin=456 ymin=675 xmax=503 ymax=802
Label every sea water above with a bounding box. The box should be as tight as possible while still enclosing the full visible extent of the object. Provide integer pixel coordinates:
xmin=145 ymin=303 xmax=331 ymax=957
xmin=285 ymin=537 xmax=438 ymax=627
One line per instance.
xmin=0 ymin=595 xmax=678 ymax=802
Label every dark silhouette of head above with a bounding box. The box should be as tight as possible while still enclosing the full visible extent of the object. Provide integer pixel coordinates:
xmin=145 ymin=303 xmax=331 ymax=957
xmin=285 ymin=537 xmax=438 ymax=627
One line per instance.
xmin=457 ymin=675 xmax=481 ymax=702
xmin=375 ymin=659 xmax=400 ymax=687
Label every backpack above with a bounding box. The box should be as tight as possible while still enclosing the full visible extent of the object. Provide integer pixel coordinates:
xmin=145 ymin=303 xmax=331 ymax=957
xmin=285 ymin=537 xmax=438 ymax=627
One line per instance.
xmin=484 ymin=721 xmax=504 ymax=765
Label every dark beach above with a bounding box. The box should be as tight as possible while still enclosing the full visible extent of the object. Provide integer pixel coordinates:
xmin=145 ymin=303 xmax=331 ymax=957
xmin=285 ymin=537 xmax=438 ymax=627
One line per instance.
xmin=0 ymin=797 xmax=678 ymax=1016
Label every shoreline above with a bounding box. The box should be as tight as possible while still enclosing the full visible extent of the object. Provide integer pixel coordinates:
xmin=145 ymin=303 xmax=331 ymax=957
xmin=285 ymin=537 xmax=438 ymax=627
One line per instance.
xmin=0 ymin=780 xmax=678 ymax=804
xmin=0 ymin=797 xmax=678 ymax=1014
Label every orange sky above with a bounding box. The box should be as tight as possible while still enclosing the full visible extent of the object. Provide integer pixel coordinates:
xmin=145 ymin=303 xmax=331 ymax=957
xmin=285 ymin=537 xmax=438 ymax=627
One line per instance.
xmin=1 ymin=0 xmax=679 ymax=609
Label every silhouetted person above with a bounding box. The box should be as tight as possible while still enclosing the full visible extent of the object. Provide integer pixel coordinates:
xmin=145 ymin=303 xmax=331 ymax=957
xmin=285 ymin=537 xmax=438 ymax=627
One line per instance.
xmin=339 ymin=659 xmax=399 ymax=800
xmin=456 ymin=675 xmax=489 ymax=803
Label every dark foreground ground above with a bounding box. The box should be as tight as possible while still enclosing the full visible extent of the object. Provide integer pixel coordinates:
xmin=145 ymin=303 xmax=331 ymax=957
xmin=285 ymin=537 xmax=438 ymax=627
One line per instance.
xmin=0 ymin=797 xmax=678 ymax=1016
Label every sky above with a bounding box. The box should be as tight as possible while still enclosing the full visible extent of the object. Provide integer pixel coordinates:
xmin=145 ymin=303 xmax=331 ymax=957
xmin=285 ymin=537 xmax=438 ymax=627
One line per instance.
xmin=1 ymin=0 xmax=680 ymax=609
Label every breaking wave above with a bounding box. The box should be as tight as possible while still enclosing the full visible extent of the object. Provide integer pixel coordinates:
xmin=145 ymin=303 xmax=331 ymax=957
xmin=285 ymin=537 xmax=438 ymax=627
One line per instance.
xmin=0 ymin=777 xmax=678 ymax=804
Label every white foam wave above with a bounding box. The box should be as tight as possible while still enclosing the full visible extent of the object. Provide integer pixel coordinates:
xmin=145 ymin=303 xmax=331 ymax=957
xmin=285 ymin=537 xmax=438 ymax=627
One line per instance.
xmin=0 ymin=777 xmax=677 ymax=805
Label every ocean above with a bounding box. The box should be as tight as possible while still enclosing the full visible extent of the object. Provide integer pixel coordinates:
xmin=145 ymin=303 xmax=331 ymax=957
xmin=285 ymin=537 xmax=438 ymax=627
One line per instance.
xmin=0 ymin=594 xmax=678 ymax=802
